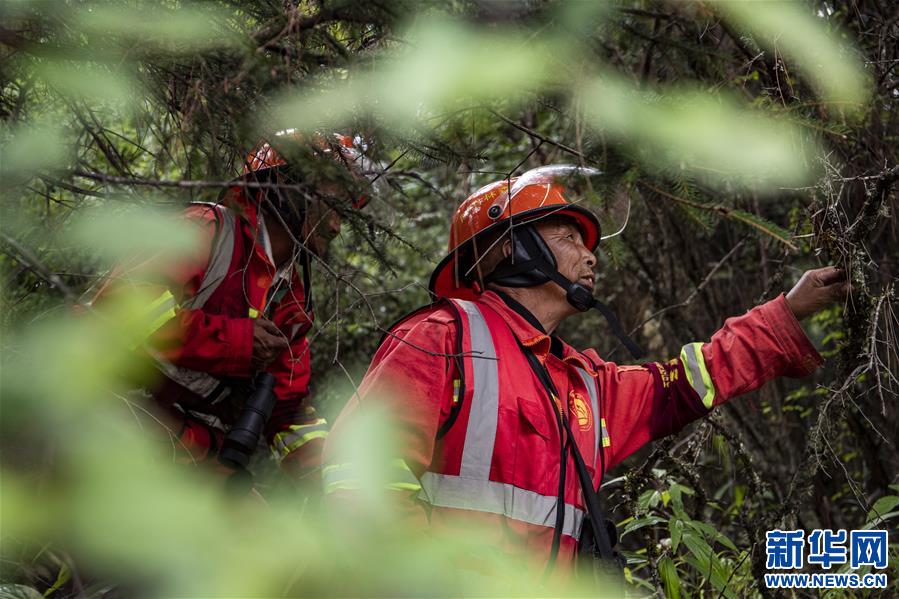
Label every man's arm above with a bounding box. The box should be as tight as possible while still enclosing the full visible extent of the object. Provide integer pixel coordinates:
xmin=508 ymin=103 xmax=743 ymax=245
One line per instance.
xmin=263 ymin=279 xmax=323 ymax=474
xmin=322 ymin=308 xmax=459 ymax=522
xmin=96 ymin=204 xmax=288 ymax=377
xmin=593 ymin=267 xmax=847 ymax=470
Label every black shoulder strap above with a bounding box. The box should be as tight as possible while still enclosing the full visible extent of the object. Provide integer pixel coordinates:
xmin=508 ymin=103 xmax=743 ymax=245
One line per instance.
xmin=519 ymin=346 xmax=616 ymax=564
xmin=376 ymin=300 xmax=467 ymax=441
xmin=436 ymin=299 xmax=466 ymax=440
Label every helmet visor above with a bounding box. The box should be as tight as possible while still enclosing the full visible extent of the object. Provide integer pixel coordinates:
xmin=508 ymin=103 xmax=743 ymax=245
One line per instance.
xmin=508 ymin=165 xmax=630 ymax=241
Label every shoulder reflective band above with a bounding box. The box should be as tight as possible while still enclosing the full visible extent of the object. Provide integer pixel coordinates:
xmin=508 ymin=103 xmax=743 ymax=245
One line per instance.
xmin=575 ymin=367 xmax=600 ymax=457
xmin=680 ymin=342 xmax=716 ymax=409
xmin=423 ymin=299 xmax=583 ymax=540
xmin=452 ymin=299 xmax=499 ymax=480
xmin=271 ymin=419 xmax=328 ymax=462
xmin=600 ymin=418 xmax=611 ymax=448
xmin=181 ymin=204 xmax=237 ymax=311
xmin=322 ymin=458 xmax=421 ymax=494
xmin=145 ymin=205 xmax=238 ymax=399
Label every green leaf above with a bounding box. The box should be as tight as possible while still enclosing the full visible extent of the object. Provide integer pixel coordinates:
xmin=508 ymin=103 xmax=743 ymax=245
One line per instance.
xmin=657 ymin=556 xmax=682 ymax=599
xmin=716 ymin=1 xmax=870 ymax=117
xmin=682 ymin=532 xmax=737 ymax=599
xmin=43 ymin=561 xmax=70 ymax=597
xmin=34 ymin=61 xmax=139 ymax=107
xmin=67 ymin=204 xmax=201 ymax=264
xmin=670 ymin=518 xmax=684 ymax=552
xmin=867 ymin=496 xmax=899 ymax=523
xmin=0 ymin=122 xmax=70 ymax=188
xmin=668 ymin=483 xmax=693 ymax=519
xmin=0 ymin=585 xmax=44 ymax=599
xmin=74 ymin=5 xmax=241 ymax=53
xmin=580 ymin=76 xmax=819 ymax=192
xmin=637 ymin=489 xmax=662 ymax=512
xmin=621 ymin=515 xmax=667 ymax=538
xmin=685 ymin=520 xmax=739 ymax=553
xmin=268 ymin=18 xmax=560 ymax=134
xmin=728 ymin=208 xmax=796 ymax=250
xmin=863 ymin=511 xmax=899 ymax=529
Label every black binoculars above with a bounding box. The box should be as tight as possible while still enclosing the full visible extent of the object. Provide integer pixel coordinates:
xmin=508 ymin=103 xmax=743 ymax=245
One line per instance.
xmin=218 ymin=372 xmax=277 ymax=470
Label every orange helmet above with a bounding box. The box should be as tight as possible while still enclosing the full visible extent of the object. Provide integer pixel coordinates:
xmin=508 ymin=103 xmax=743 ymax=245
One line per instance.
xmin=429 ymin=166 xmax=602 ymax=301
xmin=243 ymin=132 xmax=370 ymax=208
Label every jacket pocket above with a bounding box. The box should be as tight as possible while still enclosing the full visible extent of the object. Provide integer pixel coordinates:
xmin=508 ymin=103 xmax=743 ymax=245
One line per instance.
xmin=517 ymin=395 xmax=553 ymax=440
xmin=511 ymin=395 xmax=558 ymax=493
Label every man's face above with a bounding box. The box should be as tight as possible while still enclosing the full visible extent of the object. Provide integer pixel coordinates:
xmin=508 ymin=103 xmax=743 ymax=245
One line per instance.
xmin=301 ymin=180 xmax=344 ymax=258
xmin=533 ymin=218 xmax=597 ymax=310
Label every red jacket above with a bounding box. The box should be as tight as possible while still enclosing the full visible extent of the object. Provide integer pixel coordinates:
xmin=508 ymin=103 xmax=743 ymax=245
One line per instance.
xmin=91 ymin=189 xmax=324 ymax=469
xmin=323 ymin=289 xmax=822 ymax=572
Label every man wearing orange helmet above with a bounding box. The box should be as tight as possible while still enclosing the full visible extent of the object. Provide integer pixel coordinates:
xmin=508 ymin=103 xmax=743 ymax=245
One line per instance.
xmin=323 ymin=166 xmax=847 ymax=580
xmin=91 ymin=132 xmax=370 ymax=482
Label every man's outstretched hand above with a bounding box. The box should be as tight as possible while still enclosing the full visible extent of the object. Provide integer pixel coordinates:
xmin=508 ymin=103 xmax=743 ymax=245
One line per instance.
xmin=785 ymin=266 xmax=849 ymax=321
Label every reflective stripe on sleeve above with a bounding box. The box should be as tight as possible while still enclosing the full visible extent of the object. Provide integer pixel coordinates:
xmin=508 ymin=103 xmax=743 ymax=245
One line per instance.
xmin=180 ymin=205 xmax=237 ymax=311
xmin=680 ymin=342 xmax=716 ymax=409
xmin=322 ymin=459 xmax=422 ymax=494
xmin=600 ymin=418 xmax=611 ymax=448
xmin=418 ymin=472 xmax=585 ymax=539
xmin=272 ymin=419 xmax=329 ymax=461
xmin=145 ymin=290 xmax=177 ymax=336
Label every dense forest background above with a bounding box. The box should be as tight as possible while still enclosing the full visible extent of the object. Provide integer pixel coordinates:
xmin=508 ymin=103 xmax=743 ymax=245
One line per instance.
xmin=1 ymin=1 xmax=897 ymax=597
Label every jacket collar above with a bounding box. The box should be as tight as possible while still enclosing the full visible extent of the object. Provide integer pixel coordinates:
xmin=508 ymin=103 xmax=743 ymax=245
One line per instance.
xmin=476 ymin=290 xmax=597 ymax=375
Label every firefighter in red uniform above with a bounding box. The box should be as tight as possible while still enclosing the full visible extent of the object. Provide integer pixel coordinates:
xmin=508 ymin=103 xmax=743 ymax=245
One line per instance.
xmin=91 ymin=133 xmax=370 ymax=479
xmin=322 ymin=166 xmax=847 ymax=579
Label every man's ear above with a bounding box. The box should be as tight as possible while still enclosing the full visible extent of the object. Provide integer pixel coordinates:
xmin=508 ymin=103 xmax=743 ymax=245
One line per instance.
xmin=502 ymin=238 xmax=512 ymax=259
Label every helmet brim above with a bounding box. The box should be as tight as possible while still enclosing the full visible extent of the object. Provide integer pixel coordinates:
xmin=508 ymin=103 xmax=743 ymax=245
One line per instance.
xmin=428 ymin=204 xmax=601 ymax=300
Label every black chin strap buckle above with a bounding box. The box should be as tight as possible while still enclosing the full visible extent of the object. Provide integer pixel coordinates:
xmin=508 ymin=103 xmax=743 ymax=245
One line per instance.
xmin=566 ymin=284 xmax=594 ymax=312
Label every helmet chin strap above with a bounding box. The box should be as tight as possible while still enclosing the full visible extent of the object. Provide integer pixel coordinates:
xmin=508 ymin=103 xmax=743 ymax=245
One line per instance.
xmin=539 ymin=267 xmax=644 ymax=359
xmin=484 ymin=224 xmax=644 ymax=359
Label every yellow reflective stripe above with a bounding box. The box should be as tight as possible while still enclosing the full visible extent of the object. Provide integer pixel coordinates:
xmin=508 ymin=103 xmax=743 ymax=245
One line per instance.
xmin=248 ymin=307 xmax=260 ymax=318
xmin=600 ymin=417 xmax=611 ymax=448
xmin=272 ymin=419 xmax=329 ymax=461
xmin=323 ymin=463 xmax=360 ymax=494
xmin=146 ymin=290 xmax=177 ymax=332
xmin=452 ymin=379 xmax=461 ymax=404
xmin=680 ymin=342 xmax=716 ymax=409
xmin=147 ymin=289 xmax=174 ymax=312
xmin=386 ymin=482 xmax=422 ymax=492
xmin=322 ymin=459 xmax=421 ymax=494
xmin=148 ymin=305 xmax=176 ymax=334
xmin=274 ymin=431 xmax=328 ymax=460
xmin=130 ymin=290 xmax=177 ymax=350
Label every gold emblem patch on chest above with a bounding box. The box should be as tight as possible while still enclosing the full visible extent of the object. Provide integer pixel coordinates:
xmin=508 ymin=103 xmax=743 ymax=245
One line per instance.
xmin=568 ymin=391 xmax=593 ymax=432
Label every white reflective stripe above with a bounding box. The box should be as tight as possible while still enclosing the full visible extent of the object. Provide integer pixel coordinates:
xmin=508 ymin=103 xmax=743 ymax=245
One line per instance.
xmin=419 ymin=472 xmax=584 ymax=539
xmin=428 ymin=300 xmax=583 ymax=539
xmin=182 ymin=204 xmax=237 ymax=311
xmin=452 ymin=300 xmax=499 ymax=480
xmin=154 ymin=358 xmax=223 ymax=398
xmin=149 ymin=205 xmax=237 ymax=398
xmin=575 ymin=367 xmax=600 ymax=457
xmin=680 ymin=342 xmax=716 ymax=409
